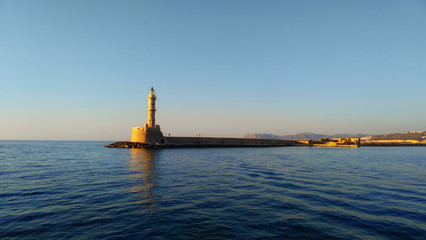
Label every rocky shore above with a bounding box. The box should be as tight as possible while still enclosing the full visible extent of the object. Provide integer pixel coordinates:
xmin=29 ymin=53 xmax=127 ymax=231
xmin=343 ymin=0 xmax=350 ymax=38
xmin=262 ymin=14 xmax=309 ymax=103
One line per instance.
xmin=104 ymin=141 xmax=157 ymax=148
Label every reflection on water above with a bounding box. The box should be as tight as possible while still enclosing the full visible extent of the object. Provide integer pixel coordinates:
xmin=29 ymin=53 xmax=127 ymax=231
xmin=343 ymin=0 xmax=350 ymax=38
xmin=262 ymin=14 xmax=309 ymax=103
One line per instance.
xmin=129 ymin=149 xmax=159 ymax=215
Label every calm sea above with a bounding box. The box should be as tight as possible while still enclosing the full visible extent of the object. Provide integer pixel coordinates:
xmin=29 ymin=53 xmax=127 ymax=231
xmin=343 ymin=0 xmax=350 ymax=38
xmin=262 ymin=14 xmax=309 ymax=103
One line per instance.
xmin=1 ymin=141 xmax=425 ymax=239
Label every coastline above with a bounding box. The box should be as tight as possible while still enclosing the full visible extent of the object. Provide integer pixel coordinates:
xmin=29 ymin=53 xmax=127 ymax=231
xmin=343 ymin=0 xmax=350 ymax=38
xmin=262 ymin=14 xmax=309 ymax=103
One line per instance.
xmin=105 ymin=140 xmax=426 ymax=149
xmin=361 ymin=142 xmax=426 ymax=147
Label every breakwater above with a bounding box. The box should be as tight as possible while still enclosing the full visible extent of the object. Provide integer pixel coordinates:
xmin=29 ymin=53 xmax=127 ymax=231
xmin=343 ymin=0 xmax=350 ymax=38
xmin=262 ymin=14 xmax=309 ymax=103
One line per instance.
xmin=105 ymin=137 xmax=304 ymax=148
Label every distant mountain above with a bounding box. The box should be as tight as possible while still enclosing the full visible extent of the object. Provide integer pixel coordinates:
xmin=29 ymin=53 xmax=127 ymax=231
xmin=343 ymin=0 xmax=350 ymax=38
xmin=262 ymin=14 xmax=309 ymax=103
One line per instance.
xmin=245 ymin=131 xmax=426 ymax=141
xmin=279 ymin=132 xmax=329 ymax=140
xmin=244 ymin=132 xmax=369 ymax=140
xmin=244 ymin=134 xmax=281 ymax=140
xmin=332 ymin=133 xmax=369 ymax=138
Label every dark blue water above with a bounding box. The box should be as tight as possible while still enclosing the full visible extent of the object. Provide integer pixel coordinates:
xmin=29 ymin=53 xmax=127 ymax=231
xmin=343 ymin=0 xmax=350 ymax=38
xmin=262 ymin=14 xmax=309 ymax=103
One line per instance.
xmin=1 ymin=141 xmax=425 ymax=239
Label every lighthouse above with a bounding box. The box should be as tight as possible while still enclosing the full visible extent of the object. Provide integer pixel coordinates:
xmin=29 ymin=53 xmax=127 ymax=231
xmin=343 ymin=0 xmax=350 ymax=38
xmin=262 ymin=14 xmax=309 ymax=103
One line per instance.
xmin=131 ymin=87 xmax=164 ymax=144
xmin=106 ymin=86 xmax=304 ymax=148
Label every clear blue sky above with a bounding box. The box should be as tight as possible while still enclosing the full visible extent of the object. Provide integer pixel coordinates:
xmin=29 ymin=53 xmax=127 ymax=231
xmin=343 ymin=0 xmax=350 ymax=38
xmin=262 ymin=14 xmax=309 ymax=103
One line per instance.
xmin=1 ymin=0 xmax=425 ymax=140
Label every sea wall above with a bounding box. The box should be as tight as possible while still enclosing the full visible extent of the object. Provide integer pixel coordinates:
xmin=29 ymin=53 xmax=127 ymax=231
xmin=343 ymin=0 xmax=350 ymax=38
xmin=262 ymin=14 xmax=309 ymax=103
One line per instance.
xmin=105 ymin=137 xmax=304 ymax=148
xmin=162 ymin=136 xmax=301 ymax=148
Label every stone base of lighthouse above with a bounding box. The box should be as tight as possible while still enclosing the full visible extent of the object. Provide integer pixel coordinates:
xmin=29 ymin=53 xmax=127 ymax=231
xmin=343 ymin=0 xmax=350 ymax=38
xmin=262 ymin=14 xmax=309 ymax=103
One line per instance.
xmin=131 ymin=124 xmax=164 ymax=144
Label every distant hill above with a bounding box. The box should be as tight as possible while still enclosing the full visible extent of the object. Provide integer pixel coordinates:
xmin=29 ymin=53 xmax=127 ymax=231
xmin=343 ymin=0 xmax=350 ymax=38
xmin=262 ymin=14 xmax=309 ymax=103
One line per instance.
xmin=244 ymin=134 xmax=281 ymax=140
xmin=244 ymin=132 xmax=368 ymax=140
xmin=245 ymin=131 xmax=426 ymax=141
xmin=363 ymin=131 xmax=426 ymax=141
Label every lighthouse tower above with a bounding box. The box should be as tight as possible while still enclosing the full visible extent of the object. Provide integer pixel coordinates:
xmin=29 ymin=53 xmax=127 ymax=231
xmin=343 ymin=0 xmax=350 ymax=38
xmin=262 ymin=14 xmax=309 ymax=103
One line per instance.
xmin=131 ymin=87 xmax=164 ymax=144
xmin=147 ymin=87 xmax=156 ymax=128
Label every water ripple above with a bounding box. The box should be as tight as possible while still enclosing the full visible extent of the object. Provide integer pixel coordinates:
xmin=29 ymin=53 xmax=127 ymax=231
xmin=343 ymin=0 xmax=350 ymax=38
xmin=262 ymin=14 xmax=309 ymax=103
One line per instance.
xmin=1 ymin=142 xmax=425 ymax=239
